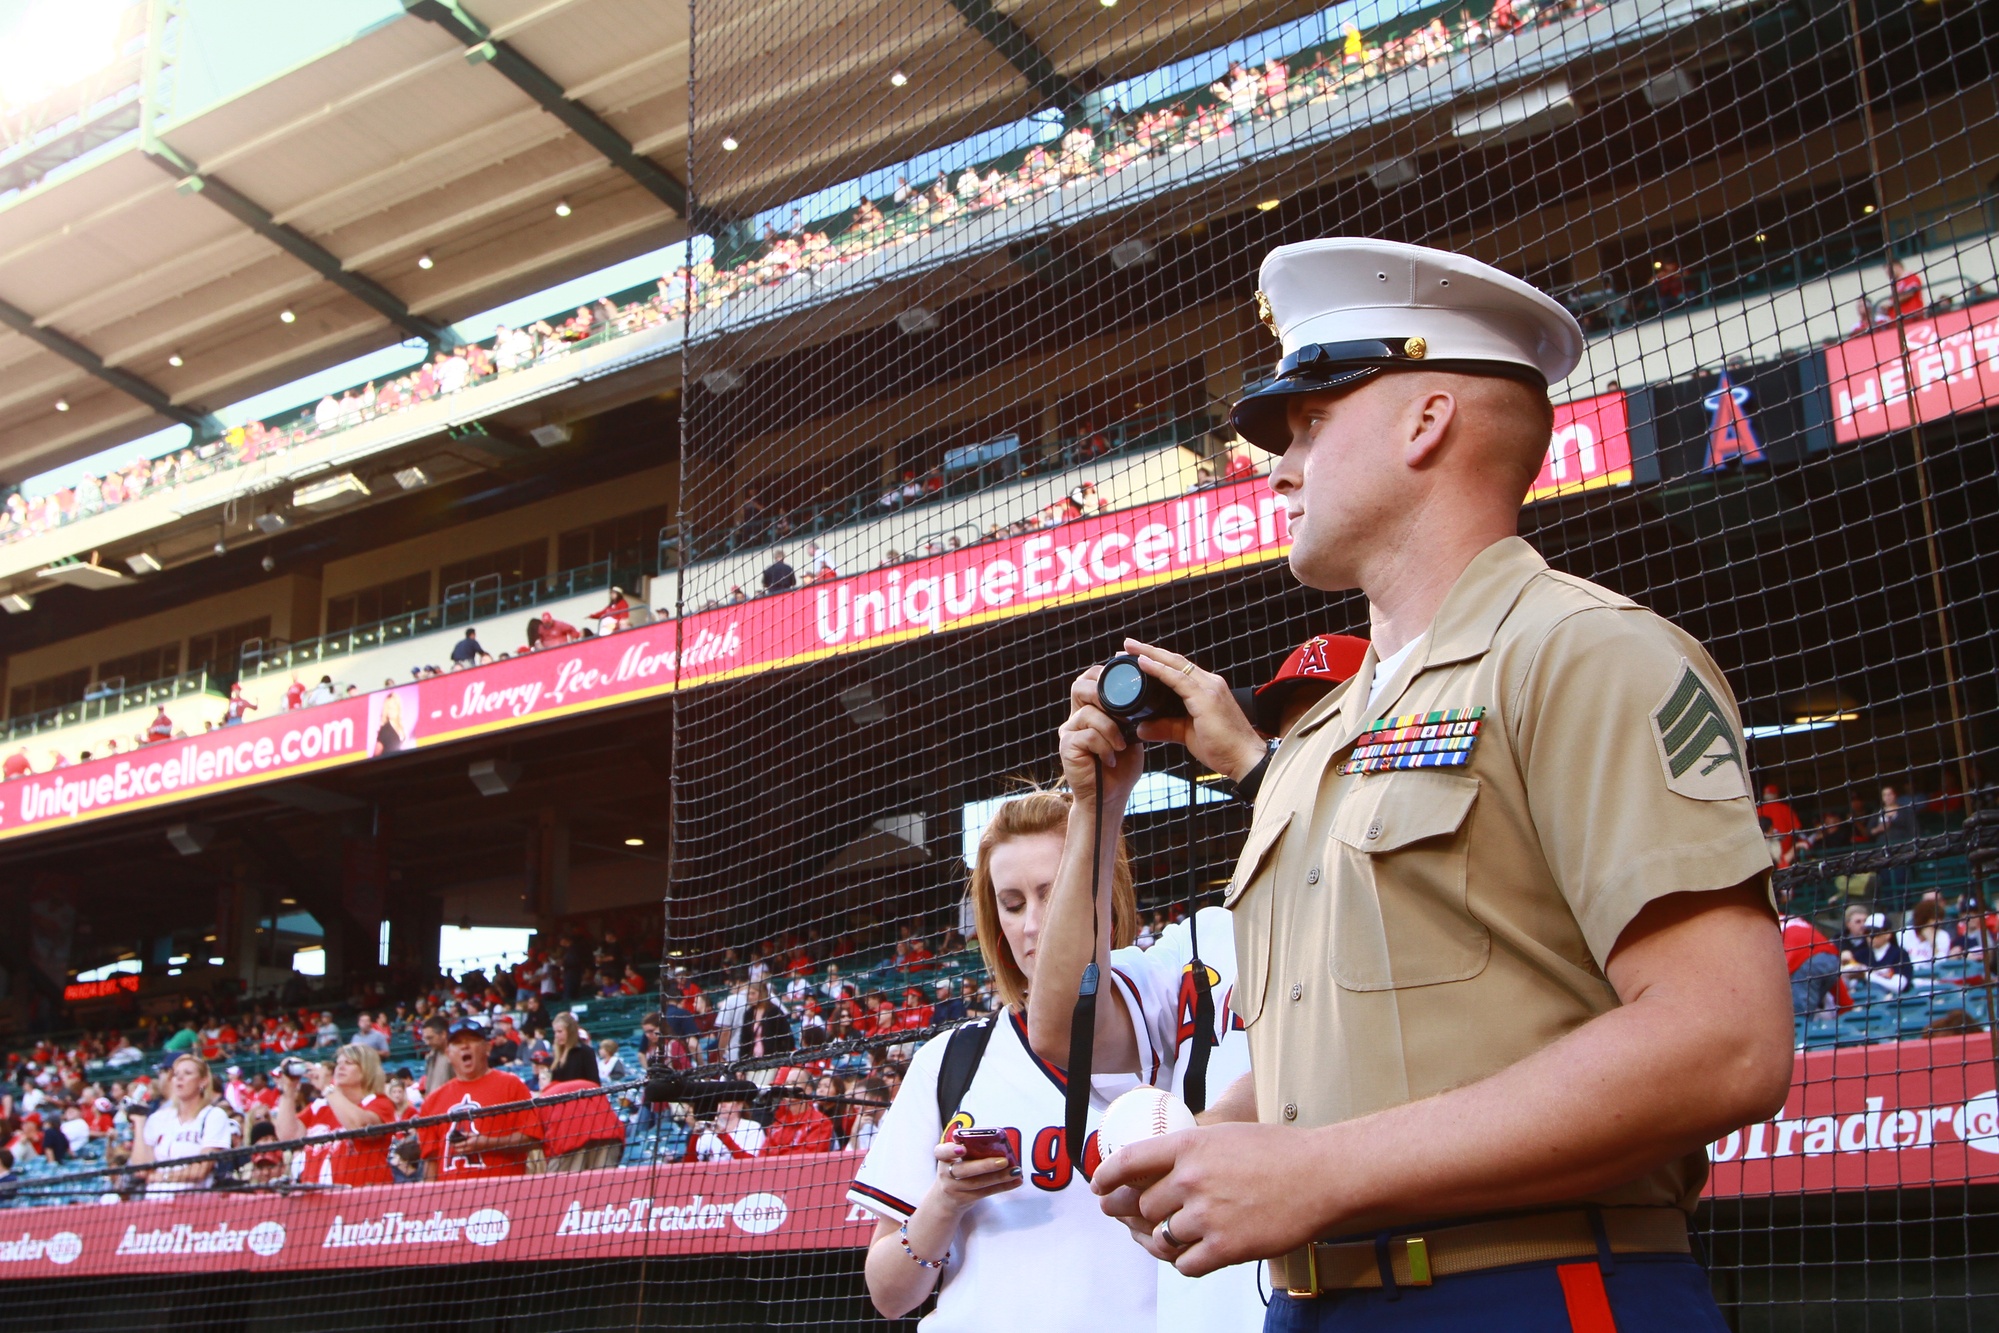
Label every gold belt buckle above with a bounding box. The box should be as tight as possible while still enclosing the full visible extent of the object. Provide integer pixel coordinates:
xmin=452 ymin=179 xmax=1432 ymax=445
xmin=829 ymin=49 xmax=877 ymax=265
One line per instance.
xmin=1404 ymin=1236 xmax=1432 ymax=1286
xmin=1284 ymin=1243 xmax=1321 ymax=1298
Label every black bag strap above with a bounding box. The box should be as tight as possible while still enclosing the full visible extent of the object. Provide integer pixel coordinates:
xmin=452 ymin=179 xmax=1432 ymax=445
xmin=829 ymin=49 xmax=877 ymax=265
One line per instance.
xmin=935 ymin=1015 xmax=997 ymax=1128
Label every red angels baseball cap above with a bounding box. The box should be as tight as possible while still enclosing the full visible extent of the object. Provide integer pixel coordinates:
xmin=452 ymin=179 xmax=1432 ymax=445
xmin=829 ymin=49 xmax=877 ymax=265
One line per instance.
xmin=1233 ymin=633 xmax=1369 ymax=734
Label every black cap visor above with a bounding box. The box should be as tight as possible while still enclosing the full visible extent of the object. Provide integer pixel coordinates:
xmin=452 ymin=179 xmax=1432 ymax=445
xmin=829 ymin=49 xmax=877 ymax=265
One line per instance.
xmin=1229 ymin=338 xmax=1548 ymax=454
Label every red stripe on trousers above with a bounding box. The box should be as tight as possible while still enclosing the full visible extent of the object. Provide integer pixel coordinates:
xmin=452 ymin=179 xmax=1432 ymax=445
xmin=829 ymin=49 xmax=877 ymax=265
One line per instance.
xmin=1556 ymin=1262 xmax=1619 ymax=1333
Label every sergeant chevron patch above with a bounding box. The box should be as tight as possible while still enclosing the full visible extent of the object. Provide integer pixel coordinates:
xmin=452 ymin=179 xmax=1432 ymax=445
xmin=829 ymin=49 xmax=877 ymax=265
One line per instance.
xmin=1651 ymin=660 xmax=1748 ymax=801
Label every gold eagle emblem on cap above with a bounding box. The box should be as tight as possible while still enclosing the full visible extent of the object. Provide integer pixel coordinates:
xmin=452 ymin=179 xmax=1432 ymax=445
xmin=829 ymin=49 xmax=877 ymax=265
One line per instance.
xmin=1403 ymin=336 xmax=1427 ymax=359
xmin=1255 ymin=289 xmax=1278 ymax=339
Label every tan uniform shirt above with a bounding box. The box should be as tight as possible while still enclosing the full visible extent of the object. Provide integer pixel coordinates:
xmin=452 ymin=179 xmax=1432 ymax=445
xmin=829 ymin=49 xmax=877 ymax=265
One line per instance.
xmin=1227 ymin=537 xmax=1772 ymax=1211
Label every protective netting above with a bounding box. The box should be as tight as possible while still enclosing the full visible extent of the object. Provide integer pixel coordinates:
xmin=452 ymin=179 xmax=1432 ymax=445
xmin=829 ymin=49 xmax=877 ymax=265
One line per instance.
xmin=1 ymin=0 xmax=1997 ymax=1327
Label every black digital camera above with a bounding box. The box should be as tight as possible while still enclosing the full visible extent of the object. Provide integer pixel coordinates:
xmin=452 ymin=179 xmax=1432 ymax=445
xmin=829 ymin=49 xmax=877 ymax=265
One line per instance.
xmin=1096 ymin=652 xmax=1187 ymax=737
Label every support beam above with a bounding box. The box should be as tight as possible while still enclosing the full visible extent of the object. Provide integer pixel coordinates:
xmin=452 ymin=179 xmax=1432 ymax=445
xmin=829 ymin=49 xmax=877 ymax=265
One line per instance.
xmin=0 ymin=296 xmax=217 ymax=433
xmin=400 ymin=0 xmax=688 ymax=217
xmin=142 ymin=146 xmax=455 ymax=348
xmin=944 ymin=0 xmax=1085 ymax=117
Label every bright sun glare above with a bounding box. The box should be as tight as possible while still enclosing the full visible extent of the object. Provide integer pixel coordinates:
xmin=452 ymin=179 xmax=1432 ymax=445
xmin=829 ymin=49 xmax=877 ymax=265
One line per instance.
xmin=0 ymin=0 xmax=127 ymax=113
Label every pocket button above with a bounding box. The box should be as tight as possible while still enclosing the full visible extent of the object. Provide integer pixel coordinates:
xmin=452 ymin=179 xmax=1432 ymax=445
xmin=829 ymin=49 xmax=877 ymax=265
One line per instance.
xmin=1283 ymin=1102 xmax=1298 ymax=1121
xmin=1366 ymin=821 xmax=1382 ymax=841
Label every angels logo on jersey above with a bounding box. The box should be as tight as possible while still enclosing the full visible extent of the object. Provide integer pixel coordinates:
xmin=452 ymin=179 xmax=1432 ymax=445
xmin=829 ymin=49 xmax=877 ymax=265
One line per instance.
xmin=1173 ymin=962 xmax=1243 ymax=1052
xmin=442 ymin=1093 xmax=495 ymax=1173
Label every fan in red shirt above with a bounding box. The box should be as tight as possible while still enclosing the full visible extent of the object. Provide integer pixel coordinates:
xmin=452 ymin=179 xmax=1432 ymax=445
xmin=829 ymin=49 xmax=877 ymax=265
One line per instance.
xmin=416 ymin=1016 xmax=543 ymax=1179
xmin=1780 ymin=909 xmax=1851 ymax=1013
xmin=762 ymin=1068 xmax=834 ymax=1154
xmin=284 ymin=679 xmax=307 ymax=710
xmin=536 ymin=612 xmax=581 ymax=648
xmin=585 ymin=586 xmax=632 ymax=633
xmin=275 ymin=1046 xmax=396 ymax=1187
xmin=1758 ymin=784 xmax=1803 ymax=868
xmin=894 ymin=986 xmax=933 ymax=1032
xmin=2 ymin=747 xmax=29 ymax=781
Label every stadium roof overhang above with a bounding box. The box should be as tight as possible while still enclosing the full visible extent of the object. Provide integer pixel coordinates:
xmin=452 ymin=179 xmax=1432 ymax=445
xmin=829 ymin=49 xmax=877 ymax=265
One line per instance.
xmin=0 ymin=0 xmax=1332 ymax=493
xmin=0 ymin=0 xmax=692 ymax=486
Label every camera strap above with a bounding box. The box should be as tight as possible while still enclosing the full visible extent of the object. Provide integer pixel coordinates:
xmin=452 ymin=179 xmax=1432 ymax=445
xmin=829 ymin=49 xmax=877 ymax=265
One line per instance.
xmin=1063 ymin=765 xmax=1104 ymax=1175
xmin=1182 ymin=765 xmax=1216 ymax=1114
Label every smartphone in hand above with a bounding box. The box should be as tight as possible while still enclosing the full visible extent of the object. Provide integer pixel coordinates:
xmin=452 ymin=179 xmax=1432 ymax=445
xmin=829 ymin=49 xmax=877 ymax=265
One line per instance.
xmin=951 ymin=1126 xmax=1020 ymax=1172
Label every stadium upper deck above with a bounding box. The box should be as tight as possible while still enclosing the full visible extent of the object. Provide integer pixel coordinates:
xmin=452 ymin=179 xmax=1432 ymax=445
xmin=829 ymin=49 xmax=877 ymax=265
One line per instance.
xmin=0 ymin=0 xmax=1987 ymax=1017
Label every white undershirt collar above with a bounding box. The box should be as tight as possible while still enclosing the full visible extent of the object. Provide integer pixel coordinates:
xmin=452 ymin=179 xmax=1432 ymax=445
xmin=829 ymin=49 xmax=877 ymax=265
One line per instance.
xmin=1365 ymin=632 xmax=1428 ymax=709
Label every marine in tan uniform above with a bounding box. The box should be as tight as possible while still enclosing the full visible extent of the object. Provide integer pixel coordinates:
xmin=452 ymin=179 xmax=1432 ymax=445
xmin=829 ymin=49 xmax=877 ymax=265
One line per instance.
xmin=1085 ymin=239 xmax=1794 ymax=1331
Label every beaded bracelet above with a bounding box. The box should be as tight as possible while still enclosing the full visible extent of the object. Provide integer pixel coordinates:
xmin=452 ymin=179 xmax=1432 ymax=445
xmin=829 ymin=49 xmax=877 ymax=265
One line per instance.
xmin=899 ymin=1221 xmax=948 ymax=1269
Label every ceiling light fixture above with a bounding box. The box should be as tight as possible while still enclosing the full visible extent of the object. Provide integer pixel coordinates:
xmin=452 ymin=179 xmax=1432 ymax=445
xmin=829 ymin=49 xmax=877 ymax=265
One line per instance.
xmin=890 ymin=70 xmax=907 ymax=87
xmin=167 ymin=353 xmax=183 ymax=367
xmin=721 ymin=135 xmax=739 ymax=151
xmin=554 ymin=200 xmax=571 ymax=217
xmin=54 ymin=398 xmax=68 ymax=411
xmin=417 ymin=253 xmax=434 ymax=269
xmin=1863 ymin=203 xmax=1876 ymax=214
xmin=624 ymin=837 xmax=645 ymax=847
xmin=1256 ymin=199 xmax=1281 ymax=212
xmin=280 ymin=309 xmax=296 ymax=323
xmin=1100 ymin=0 xmax=1117 ymax=7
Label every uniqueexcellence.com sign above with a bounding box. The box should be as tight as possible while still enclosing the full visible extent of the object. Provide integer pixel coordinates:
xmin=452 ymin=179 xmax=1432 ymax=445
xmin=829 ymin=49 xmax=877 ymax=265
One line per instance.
xmin=0 ymin=393 xmax=1632 ymax=845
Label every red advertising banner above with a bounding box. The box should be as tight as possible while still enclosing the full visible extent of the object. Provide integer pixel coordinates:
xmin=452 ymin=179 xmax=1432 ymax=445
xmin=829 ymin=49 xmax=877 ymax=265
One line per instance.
xmin=0 ymin=475 xmax=1295 ymax=844
xmin=1705 ymin=1032 xmax=1999 ymax=1197
xmin=0 ymin=699 xmax=372 ymax=842
xmin=0 ymin=1034 xmax=1987 ymax=1279
xmin=0 ymin=1153 xmax=874 ymax=1279
xmin=1824 ymin=296 xmax=1999 ymax=444
xmin=1528 ymin=391 xmax=1633 ymax=503
xmin=0 ymin=397 xmax=1632 ymax=846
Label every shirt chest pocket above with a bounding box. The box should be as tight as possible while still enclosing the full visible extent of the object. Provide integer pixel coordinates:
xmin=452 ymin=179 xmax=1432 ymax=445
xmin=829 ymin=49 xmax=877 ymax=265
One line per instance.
xmin=1222 ymin=809 xmax=1293 ymax=1028
xmin=1326 ymin=770 xmax=1488 ymax=991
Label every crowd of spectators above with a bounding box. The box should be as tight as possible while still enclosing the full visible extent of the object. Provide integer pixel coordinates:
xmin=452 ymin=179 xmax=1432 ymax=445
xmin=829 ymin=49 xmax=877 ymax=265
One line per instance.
xmin=0 ymin=0 xmax=1604 ymax=556
xmin=1765 ymin=775 xmax=1996 ymax=1027
xmin=0 ymin=911 xmax=1035 ymax=1200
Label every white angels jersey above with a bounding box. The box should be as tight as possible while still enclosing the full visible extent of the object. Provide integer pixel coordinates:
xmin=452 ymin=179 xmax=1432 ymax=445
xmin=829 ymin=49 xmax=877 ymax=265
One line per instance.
xmin=849 ymin=1006 xmax=1157 ymax=1333
xmin=1112 ymin=906 xmax=1265 ymax=1333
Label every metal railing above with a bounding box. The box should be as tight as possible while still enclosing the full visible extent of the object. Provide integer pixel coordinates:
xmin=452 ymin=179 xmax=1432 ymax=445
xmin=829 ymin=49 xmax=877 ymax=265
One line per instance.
xmin=661 ymin=414 xmax=1211 ymax=567
xmin=242 ymin=559 xmax=620 ymax=678
xmin=2 ymin=667 xmax=222 ymax=742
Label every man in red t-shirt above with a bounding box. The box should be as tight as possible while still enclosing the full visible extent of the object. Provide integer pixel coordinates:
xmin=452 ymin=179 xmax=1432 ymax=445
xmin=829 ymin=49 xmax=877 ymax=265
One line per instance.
xmin=416 ymin=1016 xmax=542 ymax=1179
xmin=3 ymin=747 xmax=31 ymax=780
xmin=536 ymin=612 xmax=580 ymax=648
xmin=1780 ymin=903 xmax=1849 ymax=1015
xmin=762 ymin=1069 xmax=833 ymax=1154
xmin=1758 ymin=784 xmax=1803 ymax=867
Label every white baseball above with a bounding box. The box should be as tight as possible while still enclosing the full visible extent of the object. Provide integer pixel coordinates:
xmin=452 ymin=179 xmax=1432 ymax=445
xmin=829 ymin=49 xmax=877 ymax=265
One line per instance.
xmin=1096 ymin=1086 xmax=1195 ymax=1159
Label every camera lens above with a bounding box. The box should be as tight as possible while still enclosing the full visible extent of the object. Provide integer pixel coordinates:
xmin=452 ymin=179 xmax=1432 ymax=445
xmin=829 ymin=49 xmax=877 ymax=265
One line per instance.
xmin=1099 ymin=658 xmax=1147 ymax=714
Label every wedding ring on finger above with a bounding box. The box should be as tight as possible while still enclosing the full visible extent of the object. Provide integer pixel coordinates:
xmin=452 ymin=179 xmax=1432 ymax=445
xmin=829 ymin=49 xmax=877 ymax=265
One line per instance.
xmin=948 ymin=1164 xmax=959 ymax=1181
xmin=1155 ymin=1215 xmax=1186 ymax=1248
xmin=1180 ymin=662 xmax=1196 ymax=677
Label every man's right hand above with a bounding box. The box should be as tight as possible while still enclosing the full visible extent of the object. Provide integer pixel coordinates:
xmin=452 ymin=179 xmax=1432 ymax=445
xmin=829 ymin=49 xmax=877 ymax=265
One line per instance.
xmin=1115 ymin=639 xmax=1268 ymax=782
